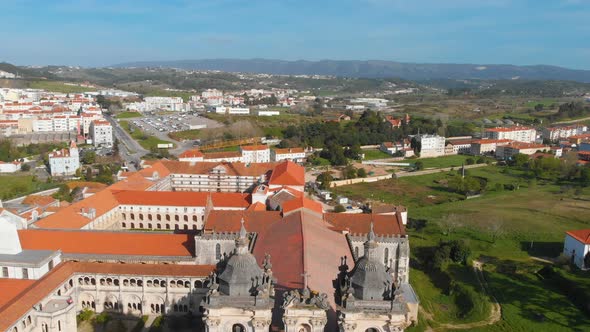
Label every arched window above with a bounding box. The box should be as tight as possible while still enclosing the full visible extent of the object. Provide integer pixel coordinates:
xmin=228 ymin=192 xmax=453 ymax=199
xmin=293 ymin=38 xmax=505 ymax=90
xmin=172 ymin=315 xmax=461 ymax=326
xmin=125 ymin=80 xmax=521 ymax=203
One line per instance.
xmin=365 ymin=329 xmax=379 ymax=332
xmin=175 ymin=215 xmax=179 ymax=222
xmin=122 ymin=213 xmax=126 ymax=219
xmin=232 ymin=324 xmax=246 ymax=332
xmin=184 ymin=215 xmax=188 ymax=222
xmin=157 ymin=223 xmax=161 ymax=229
xmin=130 ymin=213 xmax=135 ymax=220
xmin=148 ymin=223 xmax=152 ymax=229
xmin=139 ymin=223 xmax=144 ymax=229
xmin=157 ymin=214 xmax=161 ymax=221
xmin=139 ymin=214 xmax=144 ymax=221
xmin=122 ymin=222 xmax=126 ymax=228
xmin=354 ymin=246 xmax=359 ymax=258
xmin=58 ymin=320 xmax=61 ymax=331
xmin=384 ymin=248 xmax=389 ymax=266
xmin=184 ymin=224 xmax=188 ymax=230
xmin=148 ymin=214 xmax=152 ymax=221
xmin=193 ymin=215 xmax=197 ymax=222
xmin=215 ymin=243 xmax=221 ymax=260
xmin=130 ymin=223 xmax=135 ymax=228
xmin=166 ymin=215 xmax=170 ymax=221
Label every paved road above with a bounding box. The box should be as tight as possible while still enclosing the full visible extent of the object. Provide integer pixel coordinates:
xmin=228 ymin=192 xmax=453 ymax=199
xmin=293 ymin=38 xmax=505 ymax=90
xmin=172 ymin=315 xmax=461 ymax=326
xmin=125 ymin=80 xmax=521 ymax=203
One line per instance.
xmin=105 ymin=115 xmax=148 ymax=171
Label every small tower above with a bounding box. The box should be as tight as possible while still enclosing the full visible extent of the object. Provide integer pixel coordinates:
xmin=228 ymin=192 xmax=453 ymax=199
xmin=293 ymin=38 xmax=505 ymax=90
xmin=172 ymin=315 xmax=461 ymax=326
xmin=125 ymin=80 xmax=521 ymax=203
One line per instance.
xmin=69 ymin=140 xmax=79 ymax=158
xmin=202 ymin=219 xmax=274 ymax=332
xmin=337 ymin=223 xmax=419 ymax=331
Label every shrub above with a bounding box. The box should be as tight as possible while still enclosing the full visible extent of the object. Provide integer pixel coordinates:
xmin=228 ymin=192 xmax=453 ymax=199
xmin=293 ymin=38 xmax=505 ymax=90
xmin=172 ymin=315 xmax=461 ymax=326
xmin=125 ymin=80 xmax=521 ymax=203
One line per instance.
xmin=333 ymin=204 xmax=346 ymax=213
xmin=452 ymin=283 xmax=480 ymax=318
xmin=466 ymin=158 xmax=475 ymax=165
xmin=76 ymin=309 xmax=93 ymax=323
xmin=94 ymin=312 xmax=110 ymax=325
xmin=131 ymin=316 xmax=149 ymax=332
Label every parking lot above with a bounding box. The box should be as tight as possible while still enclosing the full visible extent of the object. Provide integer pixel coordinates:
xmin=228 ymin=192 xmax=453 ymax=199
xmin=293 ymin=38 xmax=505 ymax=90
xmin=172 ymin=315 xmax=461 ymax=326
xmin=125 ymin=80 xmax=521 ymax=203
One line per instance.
xmin=124 ymin=112 xmax=222 ymax=139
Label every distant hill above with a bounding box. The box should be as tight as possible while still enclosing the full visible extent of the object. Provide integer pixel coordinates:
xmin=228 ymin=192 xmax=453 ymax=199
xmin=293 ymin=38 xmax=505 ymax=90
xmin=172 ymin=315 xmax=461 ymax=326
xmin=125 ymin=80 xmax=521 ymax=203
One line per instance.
xmin=112 ymin=59 xmax=590 ymax=83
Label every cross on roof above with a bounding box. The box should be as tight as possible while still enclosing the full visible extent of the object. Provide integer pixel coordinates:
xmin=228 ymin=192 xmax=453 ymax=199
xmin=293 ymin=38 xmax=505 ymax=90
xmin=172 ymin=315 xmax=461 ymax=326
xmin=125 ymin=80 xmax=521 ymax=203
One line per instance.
xmin=301 ymin=271 xmax=311 ymax=290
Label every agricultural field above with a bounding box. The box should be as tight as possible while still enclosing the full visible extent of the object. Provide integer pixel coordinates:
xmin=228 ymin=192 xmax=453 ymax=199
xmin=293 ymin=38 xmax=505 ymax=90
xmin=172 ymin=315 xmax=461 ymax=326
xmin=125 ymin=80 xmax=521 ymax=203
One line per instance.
xmin=26 ymin=80 xmax=97 ymax=93
xmin=415 ymin=154 xmax=487 ymax=169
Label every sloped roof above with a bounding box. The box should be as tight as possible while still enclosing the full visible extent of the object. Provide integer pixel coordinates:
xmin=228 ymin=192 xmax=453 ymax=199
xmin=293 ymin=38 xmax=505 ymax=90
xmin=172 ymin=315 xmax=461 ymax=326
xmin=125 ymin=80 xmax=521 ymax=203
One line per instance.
xmin=567 ymin=229 xmax=590 ymax=244
xmin=18 ymin=229 xmax=194 ymax=257
xmin=112 ymin=190 xmax=250 ymax=208
xmin=324 ymin=213 xmax=406 ymax=236
xmin=268 ymin=161 xmax=305 ymax=186
xmin=282 ymin=196 xmax=323 ymax=215
xmin=178 ymin=149 xmax=204 ymax=158
xmin=160 ymin=160 xmax=276 ymax=177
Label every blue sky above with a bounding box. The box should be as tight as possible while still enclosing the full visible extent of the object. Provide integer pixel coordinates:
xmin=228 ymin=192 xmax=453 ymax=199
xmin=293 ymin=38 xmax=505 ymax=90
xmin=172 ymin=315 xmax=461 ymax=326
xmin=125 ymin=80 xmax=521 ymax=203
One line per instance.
xmin=1 ymin=0 xmax=589 ymax=69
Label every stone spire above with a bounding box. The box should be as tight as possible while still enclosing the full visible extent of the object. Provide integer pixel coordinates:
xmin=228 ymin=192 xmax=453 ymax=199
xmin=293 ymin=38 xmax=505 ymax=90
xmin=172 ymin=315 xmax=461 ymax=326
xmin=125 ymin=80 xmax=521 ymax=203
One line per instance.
xmin=349 ymin=222 xmax=392 ymax=301
xmin=235 ymin=217 xmax=249 ymax=255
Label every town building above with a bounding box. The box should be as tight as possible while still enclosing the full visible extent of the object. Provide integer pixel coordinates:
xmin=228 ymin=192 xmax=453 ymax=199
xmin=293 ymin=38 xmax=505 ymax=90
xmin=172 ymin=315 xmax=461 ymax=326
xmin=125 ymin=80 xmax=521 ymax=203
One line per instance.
xmin=484 ymin=127 xmax=537 ymax=143
xmin=470 ymin=139 xmax=512 ymax=156
xmin=48 ymin=141 xmax=80 ymax=177
xmin=446 ymin=137 xmax=473 ymax=155
xmin=564 ymin=229 xmax=590 ymax=270
xmin=0 ymin=161 xmax=22 ymax=173
xmin=271 ymin=147 xmax=306 ymax=163
xmin=542 ymin=125 xmax=587 ymax=142
xmin=416 ymin=134 xmax=446 ymax=158
xmin=89 ymin=120 xmax=113 ymax=147
xmin=495 ymin=142 xmax=549 ymax=159
xmin=240 ymin=145 xmax=271 ymax=163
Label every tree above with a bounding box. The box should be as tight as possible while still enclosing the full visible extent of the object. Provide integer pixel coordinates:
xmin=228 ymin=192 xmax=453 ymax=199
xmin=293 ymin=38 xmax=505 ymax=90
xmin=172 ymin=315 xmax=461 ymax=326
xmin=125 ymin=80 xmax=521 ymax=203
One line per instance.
xmin=342 ymin=165 xmax=357 ymax=179
xmin=20 ymin=163 xmax=31 ymax=172
xmin=316 ymin=171 xmax=333 ymax=190
xmin=82 ymin=151 xmax=96 ymax=164
xmin=465 ymin=158 xmax=475 ymax=165
xmin=344 ymin=144 xmax=362 ymax=160
xmin=415 ymin=161 xmax=424 ymax=170
xmin=357 ymin=168 xmax=367 ymax=178
xmin=333 ymin=204 xmax=346 ymax=213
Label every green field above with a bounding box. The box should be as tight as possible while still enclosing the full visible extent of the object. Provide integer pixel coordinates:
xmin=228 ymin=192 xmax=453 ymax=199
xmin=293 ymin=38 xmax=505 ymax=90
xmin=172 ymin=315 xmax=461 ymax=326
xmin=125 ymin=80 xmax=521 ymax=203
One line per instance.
xmin=416 ymin=154 xmax=486 ymax=169
xmin=119 ymin=120 xmax=173 ymax=150
xmin=115 ymin=111 xmax=142 ymax=119
xmin=27 ymin=80 xmax=97 ymax=93
xmin=362 ymin=149 xmax=392 ymax=160
xmin=525 ymin=99 xmax=557 ymax=108
xmin=338 ymin=165 xmax=590 ymax=331
xmin=0 ymin=175 xmax=60 ymax=200
xmin=168 ymin=129 xmax=202 ymax=141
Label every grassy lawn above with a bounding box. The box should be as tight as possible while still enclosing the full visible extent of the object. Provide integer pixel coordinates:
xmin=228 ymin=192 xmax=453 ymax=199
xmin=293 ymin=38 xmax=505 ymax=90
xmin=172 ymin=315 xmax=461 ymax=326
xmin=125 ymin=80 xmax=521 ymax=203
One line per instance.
xmin=415 ymin=154 xmax=486 ymax=169
xmin=115 ymin=111 xmax=142 ymax=119
xmin=119 ymin=120 xmax=173 ymax=150
xmin=168 ymin=129 xmax=202 ymax=141
xmin=525 ymin=99 xmax=557 ymax=108
xmin=0 ymin=175 xmax=60 ymax=200
xmin=27 ymin=80 xmax=97 ymax=93
xmin=362 ymin=149 xmax=392 ymax=160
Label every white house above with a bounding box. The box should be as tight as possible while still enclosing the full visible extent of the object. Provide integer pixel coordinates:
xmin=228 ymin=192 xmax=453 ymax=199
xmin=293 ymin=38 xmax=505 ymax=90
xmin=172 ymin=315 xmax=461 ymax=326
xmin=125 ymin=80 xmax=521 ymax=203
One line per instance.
xmin=240 ymin=145 xmax=270 ymax=163
xmin=271 ymin=147 xmax=306 ymax=162
xmin=90 ymin=120 xmax=113 ymax=147
xmin=0 ymin=160 xmax=21 ymax=173
xmin=564 ymin=229 xmax=590 ymax=269
xmin=416 ymin=134 xmax=446 ymax=158
xmin=48 ymin=141 xmax=80 ymax=177
xmin=484 ymin=127 xmax=537 ymax=143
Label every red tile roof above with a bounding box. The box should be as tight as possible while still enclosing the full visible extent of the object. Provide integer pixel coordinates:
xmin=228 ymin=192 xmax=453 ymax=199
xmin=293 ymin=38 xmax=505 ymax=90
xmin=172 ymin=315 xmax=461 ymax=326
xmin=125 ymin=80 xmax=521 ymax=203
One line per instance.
xmin=471 ymin=139 xmax=513 ymax=145
xmin=0 ymin=279 xmax=35 ymax=309
xmin=282 ymin=196 xmax=323 ymax=215
xmin=22 ymin=195 xmax=56 ymax=207
xmin=567 ymin=229 xmax=590 ymax=244
xmin=324 ymin=213 xmax=406 ymax=236
xmin=269 ymin=160 xmax=305 ymax=186
xmin=247 ymin=202 xmax=267 ymax=211
xmin=178 ymin=149 xmax=204 ymax=158
xmin=240 ymin=145 xmax=269 ymax=151
xmin=112 ymin=190 xmax=250 ymax=208
xmin=273 ymin=147 xmax=305 ymax=154
xmin=18 ymin=229 xmax=194 ymax=256
xmin=161 ymin=160 xmax=276 ymax=177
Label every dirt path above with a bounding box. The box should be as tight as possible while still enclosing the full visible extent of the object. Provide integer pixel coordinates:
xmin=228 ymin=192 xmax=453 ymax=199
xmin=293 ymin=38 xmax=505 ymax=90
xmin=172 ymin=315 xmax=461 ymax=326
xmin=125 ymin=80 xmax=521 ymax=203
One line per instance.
xmin=423 ymin=260 xmax=502 ymax=331
xmin=554 ymin=116 xmax=590 ymax=124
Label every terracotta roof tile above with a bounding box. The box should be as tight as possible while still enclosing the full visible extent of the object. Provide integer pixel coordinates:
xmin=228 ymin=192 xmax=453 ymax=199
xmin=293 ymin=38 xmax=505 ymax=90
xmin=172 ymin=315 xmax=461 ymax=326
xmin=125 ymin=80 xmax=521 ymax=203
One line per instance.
xmin=324 ymin=213 xmax=406 ymax=236
xmin=112 ymin=190 xmax=250 ymax=208
xmin=282 ymin=196 xmax=323 ymax=215
xmin=18 ymin=229 xmax=194 ymax=256
xmin=567 ymin=229 xmax=590 ymax=244
xmin=268 ymin=161 xmax=305 ymax=187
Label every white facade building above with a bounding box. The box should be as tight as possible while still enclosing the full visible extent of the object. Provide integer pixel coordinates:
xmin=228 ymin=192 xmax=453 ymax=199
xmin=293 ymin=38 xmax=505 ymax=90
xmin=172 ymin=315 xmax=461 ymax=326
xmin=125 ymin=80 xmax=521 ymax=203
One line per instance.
xmin=0 ymin=161 xmax=21 ymax=173
xmin=271 ymin=148 xmax=306 ymax=162
xmin=564 ymin=229 xmax=590 ymax=270
xmin=240 ymin=145 xmax=271 ymax=163
xmin=542 ymin=125 xmax=587 ymax=142
xmin=416 ymin=134 xmax=446 ymax=158
xmin=90 ymin=120 xmax=113 ymax=147
xmin=48 ymin=141 xmax=80 ymax=177
xmin=484 ymin=127 xmax=537 ymax=143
